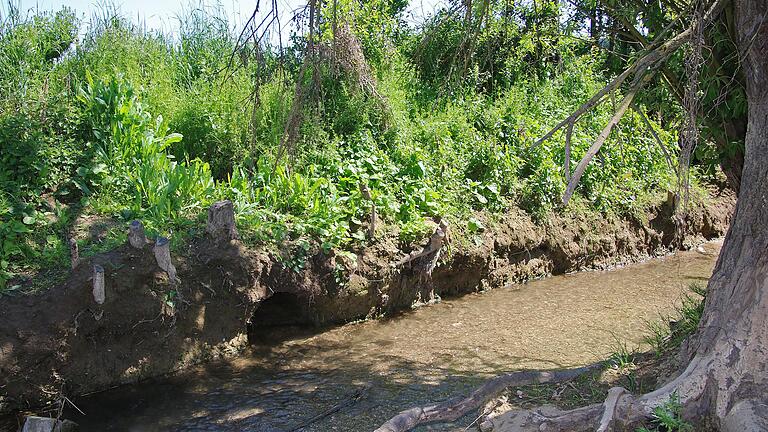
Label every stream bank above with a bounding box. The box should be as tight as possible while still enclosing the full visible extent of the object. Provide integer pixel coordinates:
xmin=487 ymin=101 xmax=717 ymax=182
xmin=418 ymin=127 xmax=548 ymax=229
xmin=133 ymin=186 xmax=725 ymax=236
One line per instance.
xmin=0 ymin=189 xmax=733 ymax=420
xmin=57 ymin=238 xmax=726 ymax=431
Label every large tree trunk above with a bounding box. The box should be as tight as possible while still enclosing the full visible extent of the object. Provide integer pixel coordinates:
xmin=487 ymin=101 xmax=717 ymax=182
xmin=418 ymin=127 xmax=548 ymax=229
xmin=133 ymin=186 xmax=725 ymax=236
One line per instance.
xmin=673 ymin=0 xmax=768 ymax=424
xmin=562 ymin=0 xmax=768 ymax=426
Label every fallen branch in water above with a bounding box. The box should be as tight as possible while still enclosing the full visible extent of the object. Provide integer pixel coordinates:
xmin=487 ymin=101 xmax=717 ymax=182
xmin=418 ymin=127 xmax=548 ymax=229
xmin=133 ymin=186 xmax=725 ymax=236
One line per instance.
xmin=374 ymin=364 xmax=599 ymax=432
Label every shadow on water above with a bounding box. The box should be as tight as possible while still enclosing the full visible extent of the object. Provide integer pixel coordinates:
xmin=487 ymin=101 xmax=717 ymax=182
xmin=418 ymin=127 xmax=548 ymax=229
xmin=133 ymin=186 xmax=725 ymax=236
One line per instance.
xmin=63 ymin=241 xmax=723 ymax=431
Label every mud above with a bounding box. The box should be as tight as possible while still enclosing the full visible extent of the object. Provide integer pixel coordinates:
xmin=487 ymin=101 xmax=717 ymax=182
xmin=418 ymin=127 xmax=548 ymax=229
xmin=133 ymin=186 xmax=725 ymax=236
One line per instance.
xmin=0 ymin=189 xmax=733 ymax=419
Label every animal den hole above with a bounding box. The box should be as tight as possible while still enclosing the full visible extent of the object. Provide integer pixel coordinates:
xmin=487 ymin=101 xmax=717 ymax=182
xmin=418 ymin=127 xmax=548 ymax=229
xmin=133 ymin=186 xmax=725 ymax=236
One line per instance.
xmin=247 ymin=292 xmax=314 ymax=343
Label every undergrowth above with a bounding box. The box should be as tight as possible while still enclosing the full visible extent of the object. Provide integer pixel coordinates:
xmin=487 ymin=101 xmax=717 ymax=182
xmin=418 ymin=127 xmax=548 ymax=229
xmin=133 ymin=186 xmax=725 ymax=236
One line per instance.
xmin=637 ymin=392 xmax=693 ymax=432
xmin=0 ymin=1 xmax=695 ymax=292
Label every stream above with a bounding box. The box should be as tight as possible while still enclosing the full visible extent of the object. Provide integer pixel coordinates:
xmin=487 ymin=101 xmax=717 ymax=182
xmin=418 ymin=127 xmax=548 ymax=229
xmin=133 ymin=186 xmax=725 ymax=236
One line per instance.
xmin=65 ymin=241 xmax=722 ymax=431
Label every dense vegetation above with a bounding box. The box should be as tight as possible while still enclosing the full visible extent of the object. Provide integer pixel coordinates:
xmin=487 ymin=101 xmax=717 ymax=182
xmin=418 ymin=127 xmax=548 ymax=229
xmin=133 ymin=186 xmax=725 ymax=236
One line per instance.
xmin=0 ymin=0 xmax=706 ymax=292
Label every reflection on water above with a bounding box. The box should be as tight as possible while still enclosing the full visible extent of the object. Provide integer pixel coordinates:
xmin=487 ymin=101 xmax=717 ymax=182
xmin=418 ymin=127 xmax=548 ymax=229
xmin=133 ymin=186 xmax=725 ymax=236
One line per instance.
xmin=67 ymin=241 xmax=722 ymax=431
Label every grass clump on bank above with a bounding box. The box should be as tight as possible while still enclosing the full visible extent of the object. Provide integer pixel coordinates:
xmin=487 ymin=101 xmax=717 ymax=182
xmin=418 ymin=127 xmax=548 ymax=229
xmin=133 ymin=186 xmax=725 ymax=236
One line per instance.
xmin=0 ymin=1 xmax=691 ymax=292
xmin=644 ymin=282 xmax=707 ymax=357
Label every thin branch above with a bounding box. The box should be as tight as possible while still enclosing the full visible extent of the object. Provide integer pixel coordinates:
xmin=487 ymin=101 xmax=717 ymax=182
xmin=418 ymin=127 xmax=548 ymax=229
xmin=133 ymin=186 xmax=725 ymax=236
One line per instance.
xmin=564 ymin=121 xmax=573 ymax=182
xmin=531 ymin=67 xmax=632 ymax=148
xmin=632 ymin=103 xmax=677 ymax=174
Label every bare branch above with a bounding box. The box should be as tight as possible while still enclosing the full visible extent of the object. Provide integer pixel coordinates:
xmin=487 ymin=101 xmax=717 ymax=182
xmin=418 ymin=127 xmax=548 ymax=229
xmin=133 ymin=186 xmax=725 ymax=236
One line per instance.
xmin=562 ymin=72 xmax=655 ymax=205
xmin=596 ymin=387 xmax=628 ymax=432
xmin=531 ymin=0 xmax=728 ymax=150
xmin=374 ymin=364 xmax=599 ymax=432
xmin=531 ymin=67 xmax=632 ymax=148
xmin=632 ymin=103 xmax=676 ymax=173
xmin=564 ymin=121 xmax=573 ymax=182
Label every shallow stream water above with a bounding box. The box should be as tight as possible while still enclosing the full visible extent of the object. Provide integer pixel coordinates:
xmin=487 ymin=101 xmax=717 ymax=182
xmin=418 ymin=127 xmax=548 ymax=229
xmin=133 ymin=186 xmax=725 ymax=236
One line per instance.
xmin=66 ymin=241 xmax=722 ymax=431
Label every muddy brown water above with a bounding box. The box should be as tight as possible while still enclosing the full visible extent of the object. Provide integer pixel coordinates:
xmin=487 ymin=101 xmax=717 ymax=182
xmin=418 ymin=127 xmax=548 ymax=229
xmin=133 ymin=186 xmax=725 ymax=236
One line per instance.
xmin=63 ymin=241 xmax=722 ymax=431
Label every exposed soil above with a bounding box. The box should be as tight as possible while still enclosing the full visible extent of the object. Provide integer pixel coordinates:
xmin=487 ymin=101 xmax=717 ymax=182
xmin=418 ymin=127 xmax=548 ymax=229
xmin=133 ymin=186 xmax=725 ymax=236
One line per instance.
xmin=0 ymin=188 xmax=734 ymax=421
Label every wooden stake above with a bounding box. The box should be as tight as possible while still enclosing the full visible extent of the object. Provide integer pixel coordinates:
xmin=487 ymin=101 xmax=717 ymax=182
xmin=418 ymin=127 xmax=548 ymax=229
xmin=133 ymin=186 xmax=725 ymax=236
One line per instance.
xmin=92 ymin=264 xmax=105 ymax=305
xmin=69 ymin=238 xmax=79 ymax=270
xmin=359 ymin=183 xmax=377 ymax=239
xmin=153 ymin=237 xmax=177 ymax=283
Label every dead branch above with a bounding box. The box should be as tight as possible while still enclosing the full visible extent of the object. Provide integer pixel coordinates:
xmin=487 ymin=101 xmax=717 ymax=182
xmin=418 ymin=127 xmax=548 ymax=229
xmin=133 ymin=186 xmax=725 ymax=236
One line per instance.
xmin=393 ymin=219 xmax=450 ymax=268
xmin=562 ymin=71 xmax=655 ymax=205
xmin=596 ymin=387 xmax=627 ymax=432
xmin=374 ymin=365 xmax=599 ymax=432
xmin=564 ymin=121 xmax=573 ymax=182
xmin=531 ymin=0 xmax=728 ymax=150
xmin=332 ymin=23 xmax=385 ymax=102
xmin=273 ymin=0 xmax=320 ymax=166
xmin=531 ymin=67 xmax=632 ymax=149
xmin=288 ymin=383 xmax=371 ymax=431
xmin=632 ymin=103 xmax=676 ymax=173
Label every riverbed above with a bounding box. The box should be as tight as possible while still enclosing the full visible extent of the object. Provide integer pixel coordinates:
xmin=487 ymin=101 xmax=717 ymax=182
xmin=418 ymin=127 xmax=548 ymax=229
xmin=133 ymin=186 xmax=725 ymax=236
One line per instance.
xmin=65 ymin=241 xmax=722 ymax=431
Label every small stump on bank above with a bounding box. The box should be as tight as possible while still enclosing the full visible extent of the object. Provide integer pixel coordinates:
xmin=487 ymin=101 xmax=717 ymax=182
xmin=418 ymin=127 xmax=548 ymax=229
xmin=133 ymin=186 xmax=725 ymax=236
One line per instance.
xmin=153 ymin=236 xmax=177 ymax=284
xmin=206 ymin=200 xmax=239 ymax=243
xmin=69 ymin=238 xmax=79 ymax=270
xmin=128 ymin=220 xmax=148 ymax=249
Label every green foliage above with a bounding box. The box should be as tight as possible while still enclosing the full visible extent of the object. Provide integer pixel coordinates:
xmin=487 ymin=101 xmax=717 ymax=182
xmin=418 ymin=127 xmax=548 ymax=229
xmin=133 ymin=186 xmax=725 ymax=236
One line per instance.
xmin=608 ymin=338 xmax=640 ymax=392
xmin=636 ymin=393 xmax=693 ymax=432
xmin=0 ymin=2 xmax=693 ymax=291
xmin=78 ymin=73 xmax=216 ymax=222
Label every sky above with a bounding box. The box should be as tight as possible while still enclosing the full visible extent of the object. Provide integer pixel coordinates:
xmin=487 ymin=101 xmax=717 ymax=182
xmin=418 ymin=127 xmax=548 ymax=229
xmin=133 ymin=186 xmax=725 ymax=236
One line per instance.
xmin=2 ymin=0 xmax=444 ymax=44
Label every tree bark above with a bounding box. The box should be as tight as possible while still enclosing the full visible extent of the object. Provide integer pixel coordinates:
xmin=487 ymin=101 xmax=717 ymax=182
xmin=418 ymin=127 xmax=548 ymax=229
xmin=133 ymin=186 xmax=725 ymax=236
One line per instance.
xmin=676 ymin=0 xmax=768 ymax=424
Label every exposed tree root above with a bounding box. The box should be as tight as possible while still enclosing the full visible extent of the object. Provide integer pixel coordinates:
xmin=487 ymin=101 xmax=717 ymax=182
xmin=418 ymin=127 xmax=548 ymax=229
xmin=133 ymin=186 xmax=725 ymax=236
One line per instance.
xmin=374 ymin=364 xmax=599 ymax=432
xmin=596 ymin=387 xmax=627 ymax=432
xmin=477 ymin=352 xmax=766 ymax=432
xmin=479 ymin=403 xmax=605 ymax=432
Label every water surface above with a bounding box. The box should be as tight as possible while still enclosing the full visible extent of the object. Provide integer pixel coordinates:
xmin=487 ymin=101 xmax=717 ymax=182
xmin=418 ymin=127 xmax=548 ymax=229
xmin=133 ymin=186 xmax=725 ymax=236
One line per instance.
xmin=68 ymin=241 xmax=721 ymax=431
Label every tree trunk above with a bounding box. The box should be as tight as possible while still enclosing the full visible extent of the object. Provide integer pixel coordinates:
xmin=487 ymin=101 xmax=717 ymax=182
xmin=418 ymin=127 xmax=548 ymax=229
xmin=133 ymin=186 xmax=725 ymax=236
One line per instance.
xmin=713 ymin=120 xmax=745 ymax=194
xmin=672 ymin=0 xmax=768 ymax=424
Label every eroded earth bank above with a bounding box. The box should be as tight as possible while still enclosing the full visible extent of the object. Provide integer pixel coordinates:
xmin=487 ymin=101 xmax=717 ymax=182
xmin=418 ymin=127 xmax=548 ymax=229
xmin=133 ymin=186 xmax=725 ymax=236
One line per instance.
xmin=0 ymin=189 xmax=733 ymax=429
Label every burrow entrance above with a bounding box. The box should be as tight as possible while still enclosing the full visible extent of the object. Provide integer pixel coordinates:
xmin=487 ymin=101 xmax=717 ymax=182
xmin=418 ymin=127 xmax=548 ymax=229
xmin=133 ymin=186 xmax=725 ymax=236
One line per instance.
xmin=247 ymin=292 xmax=315 ymax=343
